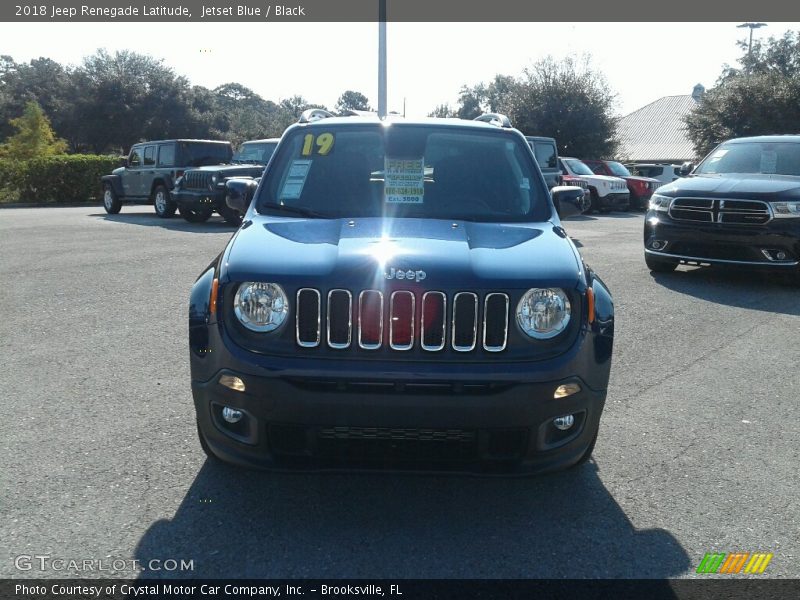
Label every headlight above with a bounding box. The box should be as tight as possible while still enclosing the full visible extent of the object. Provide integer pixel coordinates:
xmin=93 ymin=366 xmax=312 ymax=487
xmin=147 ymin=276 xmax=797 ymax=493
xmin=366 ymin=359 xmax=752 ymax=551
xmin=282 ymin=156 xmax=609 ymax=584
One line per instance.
xmin=771 ymin=201 xmax=800 ymax=218
xmin=211 ymin=174 xmax=218 ymax=184
xmin=516 ymin=288 xmax=571 ymax=340
xmin=233 ymin=282 xmax=288 ymax=332
xmin=649 ymin=193 xmax=672 ymax=212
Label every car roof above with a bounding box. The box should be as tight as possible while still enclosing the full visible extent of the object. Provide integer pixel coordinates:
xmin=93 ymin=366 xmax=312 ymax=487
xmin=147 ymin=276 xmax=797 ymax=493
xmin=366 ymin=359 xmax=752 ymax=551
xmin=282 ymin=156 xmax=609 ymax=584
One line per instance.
xmin=296 ymin=115 xmax=519 ymax=132
xmin=133 ymin=139 xmax=231 ymax=145
xmin=242 ymin=138 xmax=281 ymax=144
xmin=724 ymin=135 xmax=800 ymax=143
xmin=525 ymin=136 xmax=556 ymax=143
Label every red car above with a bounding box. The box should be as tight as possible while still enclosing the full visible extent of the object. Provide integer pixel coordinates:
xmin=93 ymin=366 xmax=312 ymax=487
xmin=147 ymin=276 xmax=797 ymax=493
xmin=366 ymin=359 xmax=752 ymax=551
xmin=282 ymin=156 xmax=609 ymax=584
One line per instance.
xmin=582 ymin=160 xmax=661 ymax=210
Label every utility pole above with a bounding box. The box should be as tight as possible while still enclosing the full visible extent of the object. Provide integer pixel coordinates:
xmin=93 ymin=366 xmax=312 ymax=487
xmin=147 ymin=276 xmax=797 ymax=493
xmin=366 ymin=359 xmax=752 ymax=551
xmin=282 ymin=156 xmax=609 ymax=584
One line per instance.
xmin=378 ymin=0 xmax=387 ymax=119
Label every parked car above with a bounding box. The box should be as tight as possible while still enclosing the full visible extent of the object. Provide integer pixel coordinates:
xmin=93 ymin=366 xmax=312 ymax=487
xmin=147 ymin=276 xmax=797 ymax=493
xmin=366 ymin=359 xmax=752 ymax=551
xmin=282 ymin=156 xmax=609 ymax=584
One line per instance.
xmin=644 ymin=135 xmax=800 ymax=276
xmin=527 ymin=136 xmax=589 ymax=213
xmin=189 ymin=110 xmax=615 ymax=474
xmin=172 ymin=138 xmax=280 ymax=225
xmin=583 ymin=159 xmax=661 ymax=210
xmin=559 ymin=157 xmax=629 ymax=212
xmin=627 ymin=163 xmax=685 ymax=188
xmin=101 ymin=139 xmax=233 ymax=218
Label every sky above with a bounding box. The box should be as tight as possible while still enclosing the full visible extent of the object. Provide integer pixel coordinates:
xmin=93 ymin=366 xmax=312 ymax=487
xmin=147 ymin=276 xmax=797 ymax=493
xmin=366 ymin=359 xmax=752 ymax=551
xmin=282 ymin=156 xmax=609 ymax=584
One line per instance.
xmin=3 ymin=21 xmax=798 ymax=118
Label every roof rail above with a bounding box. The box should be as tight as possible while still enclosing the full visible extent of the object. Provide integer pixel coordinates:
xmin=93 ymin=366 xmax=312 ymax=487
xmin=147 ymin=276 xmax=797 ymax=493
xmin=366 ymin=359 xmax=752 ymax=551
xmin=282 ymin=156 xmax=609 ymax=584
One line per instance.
xmin=299 ymin=109 xmax=335 ymax=124
xmin=474 ymin=113 xmax=512 ymax=128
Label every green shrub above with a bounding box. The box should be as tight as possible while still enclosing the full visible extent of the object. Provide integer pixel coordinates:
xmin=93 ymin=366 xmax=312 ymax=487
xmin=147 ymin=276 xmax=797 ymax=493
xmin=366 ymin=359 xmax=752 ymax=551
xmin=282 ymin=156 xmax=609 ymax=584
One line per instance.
xmin=0 ymin=154 xmax=120 ymax=204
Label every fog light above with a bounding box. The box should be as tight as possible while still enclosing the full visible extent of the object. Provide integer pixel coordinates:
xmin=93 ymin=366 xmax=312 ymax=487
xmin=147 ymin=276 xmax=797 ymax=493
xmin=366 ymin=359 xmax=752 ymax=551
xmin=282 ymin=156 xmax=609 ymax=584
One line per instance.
xmin=554 ymin=383 xmax=581 ymax=399
xmin=650 ymin=240 xmax=666 ymax=250
xmin=222 ymin=406 xmax=244 ymax=424
xmin=553 ymin=415 xmax=575 ymax=431
xmin=219 ymin=374 xmax=246 ymax=392
xmin=777 ymin=251 xmax=787 ymax=260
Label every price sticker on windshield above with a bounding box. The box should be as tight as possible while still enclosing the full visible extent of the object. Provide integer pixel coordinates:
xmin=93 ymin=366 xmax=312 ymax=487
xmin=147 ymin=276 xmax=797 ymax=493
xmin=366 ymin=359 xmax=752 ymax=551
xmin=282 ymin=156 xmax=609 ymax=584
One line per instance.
xmin=280 ymin=159 xmax=312 ymax=200
xmin=384 ymin=158 xmax=424 ymax=204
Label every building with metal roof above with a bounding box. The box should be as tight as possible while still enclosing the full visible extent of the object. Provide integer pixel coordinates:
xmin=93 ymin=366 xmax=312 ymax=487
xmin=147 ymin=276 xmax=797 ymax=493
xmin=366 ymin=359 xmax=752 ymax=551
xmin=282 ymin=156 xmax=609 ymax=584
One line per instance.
xmin=617 ymin=85 xmax=704 ymax=163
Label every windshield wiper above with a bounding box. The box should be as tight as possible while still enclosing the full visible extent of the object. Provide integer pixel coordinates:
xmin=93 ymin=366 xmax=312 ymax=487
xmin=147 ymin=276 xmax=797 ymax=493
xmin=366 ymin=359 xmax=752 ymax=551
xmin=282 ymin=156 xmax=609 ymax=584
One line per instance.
xmin=260 ymin=203 xmax=329 ymax=219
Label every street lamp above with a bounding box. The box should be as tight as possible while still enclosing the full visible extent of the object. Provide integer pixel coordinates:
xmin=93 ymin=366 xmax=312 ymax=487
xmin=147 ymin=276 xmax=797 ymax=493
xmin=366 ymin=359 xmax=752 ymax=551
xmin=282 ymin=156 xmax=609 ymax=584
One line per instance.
xmin=737 ymin=22 xmax=767 ymax=56
xmin=378 ymin=0 xmax=387 ymax=118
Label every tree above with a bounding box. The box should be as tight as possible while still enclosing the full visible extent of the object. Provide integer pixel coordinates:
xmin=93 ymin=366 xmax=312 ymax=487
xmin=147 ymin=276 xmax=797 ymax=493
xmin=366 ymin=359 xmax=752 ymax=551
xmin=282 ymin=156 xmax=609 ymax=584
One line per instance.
xmin=335 ymin=90 xmax=372 ymax=113
xmin=428 ymin=103 xmax=456 ymax=118
xmin=686 ymin=29 xmax=800 ymax=157
xmin=452 ymin=57 xmax=619 ymax=158
xmin=0 ymin=100 xmax=67 ymax=158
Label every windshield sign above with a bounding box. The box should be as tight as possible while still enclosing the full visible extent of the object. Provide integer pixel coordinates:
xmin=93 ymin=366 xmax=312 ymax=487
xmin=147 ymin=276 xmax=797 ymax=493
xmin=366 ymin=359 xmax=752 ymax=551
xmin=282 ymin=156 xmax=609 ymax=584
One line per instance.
xmin=258 ymin=125 xmax=550 ymax=222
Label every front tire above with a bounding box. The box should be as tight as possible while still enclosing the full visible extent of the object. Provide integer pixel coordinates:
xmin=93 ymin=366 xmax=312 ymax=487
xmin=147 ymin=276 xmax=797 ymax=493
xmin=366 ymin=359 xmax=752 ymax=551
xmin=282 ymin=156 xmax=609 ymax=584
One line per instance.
xmin=102 ymin=183 xmax=121 ymax=214
xmin=153 ymin=185 xmax=176 ymax=218
xmin=180 ymin=205 xmax=213 ymax=223
xmin=645 ymin=253 xmax=678 ymax=273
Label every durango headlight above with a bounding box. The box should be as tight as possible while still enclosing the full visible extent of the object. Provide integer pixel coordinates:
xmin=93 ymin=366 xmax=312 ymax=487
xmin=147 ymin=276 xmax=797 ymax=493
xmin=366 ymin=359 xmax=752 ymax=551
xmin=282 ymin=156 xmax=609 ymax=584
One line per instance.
xmin=771 ymin=201 xmax=800 ymax=218
xmin=234 ymin=282 xmax=288 ymax=332
xmin=649 ymin=193 xmax=672 ymax=212
xmin=516 ymin=288 xmax=571 ymax=340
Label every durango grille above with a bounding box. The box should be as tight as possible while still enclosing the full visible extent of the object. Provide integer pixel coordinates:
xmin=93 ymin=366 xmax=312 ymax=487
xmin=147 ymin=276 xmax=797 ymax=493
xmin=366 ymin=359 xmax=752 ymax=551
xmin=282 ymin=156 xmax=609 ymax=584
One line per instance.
xmin=183 ymin=171 xmax=214 ymax=190
xmin=295 ymin=288 xmax=509 ymax=353
xmin=669 ymin=197 xmax=772 ymax=225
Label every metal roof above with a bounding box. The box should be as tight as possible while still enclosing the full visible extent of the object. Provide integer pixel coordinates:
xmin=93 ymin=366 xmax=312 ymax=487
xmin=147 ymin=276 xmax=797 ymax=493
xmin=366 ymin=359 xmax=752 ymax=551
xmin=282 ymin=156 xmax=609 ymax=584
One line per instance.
xmin=617 ymin=95 xmax=698 ymax=162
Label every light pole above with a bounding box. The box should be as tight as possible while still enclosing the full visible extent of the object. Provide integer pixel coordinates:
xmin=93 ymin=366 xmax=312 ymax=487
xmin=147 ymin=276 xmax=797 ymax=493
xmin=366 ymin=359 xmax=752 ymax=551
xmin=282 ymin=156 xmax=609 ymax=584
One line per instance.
xmin=378 ymin=0 xmax=387 ymax=119
xmin=737 ymin=22 xmax=767 ymax=56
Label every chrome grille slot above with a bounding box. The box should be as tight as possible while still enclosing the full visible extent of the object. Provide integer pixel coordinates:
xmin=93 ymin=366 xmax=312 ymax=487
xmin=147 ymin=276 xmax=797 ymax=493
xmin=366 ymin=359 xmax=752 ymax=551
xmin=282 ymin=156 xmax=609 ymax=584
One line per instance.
xmin=452 ymin=292 xmax=478 ymax=352
xmin=483 ymin=293 xmax=509 ymax=352
xmin=296 ymin=288 xmax=321 ymax=347
xmin=358 ymin=290 xmax=383 ymax=350
xmin=326 ymin=289 xmax=352 ymax=349
xmin=669 ymin=197 xmax=714 ymax=222
xmin=421 ymin=291 xmax=446 ymax=351
xmin=389 ymin=291 xmax=415 ymax=350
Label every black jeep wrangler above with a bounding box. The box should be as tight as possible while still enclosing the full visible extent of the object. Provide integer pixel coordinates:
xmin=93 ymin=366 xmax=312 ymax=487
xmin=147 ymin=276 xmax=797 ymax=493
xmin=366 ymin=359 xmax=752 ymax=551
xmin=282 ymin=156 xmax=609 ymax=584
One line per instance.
xmin=100 ymin=139 xmax=232 ymax=218
xmin=189 ymin=111 xmax=614 ymax=474
xmin=172 ymin=138 xmax=280 ymax=225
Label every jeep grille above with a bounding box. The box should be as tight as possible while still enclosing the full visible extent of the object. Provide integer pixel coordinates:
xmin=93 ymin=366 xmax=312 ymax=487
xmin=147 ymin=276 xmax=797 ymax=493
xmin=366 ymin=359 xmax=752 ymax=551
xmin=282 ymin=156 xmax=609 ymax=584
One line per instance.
xmin=296 ymin=288 xmax=509 ymax=353
xmin=183 ymin=171 xmax=214 ymax=190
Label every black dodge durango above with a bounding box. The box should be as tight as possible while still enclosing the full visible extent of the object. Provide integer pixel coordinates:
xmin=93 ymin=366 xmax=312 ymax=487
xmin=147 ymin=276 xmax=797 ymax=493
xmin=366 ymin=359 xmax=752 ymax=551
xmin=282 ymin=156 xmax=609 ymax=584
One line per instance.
xmin=644 ymin=135 xmax=800 ymax=276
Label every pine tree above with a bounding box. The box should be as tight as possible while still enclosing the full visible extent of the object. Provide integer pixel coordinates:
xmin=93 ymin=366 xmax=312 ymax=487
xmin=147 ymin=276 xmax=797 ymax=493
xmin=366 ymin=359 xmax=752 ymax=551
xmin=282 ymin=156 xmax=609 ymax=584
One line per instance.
xmin=0 ymin=101 xmax=67 ymax=159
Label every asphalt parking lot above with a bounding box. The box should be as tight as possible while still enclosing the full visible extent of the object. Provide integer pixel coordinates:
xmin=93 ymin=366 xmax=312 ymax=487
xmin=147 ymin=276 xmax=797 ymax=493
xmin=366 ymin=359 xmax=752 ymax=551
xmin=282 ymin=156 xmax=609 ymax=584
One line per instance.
xmin=1 ymin=205 xmax=798 ymax=579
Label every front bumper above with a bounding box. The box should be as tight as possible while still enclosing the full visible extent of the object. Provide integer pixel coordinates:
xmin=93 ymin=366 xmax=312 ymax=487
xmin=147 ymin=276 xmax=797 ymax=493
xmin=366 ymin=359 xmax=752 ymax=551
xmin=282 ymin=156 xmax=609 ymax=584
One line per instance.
xmin=597 ymin=191 xmax=630 ymax=210
xmin=173 ymin=187 xmax=226 ymax=211
xmin=191 ymin=323 xmax=612 ymax=475
xmin=644 ymin=211 xmax=800 ymax=269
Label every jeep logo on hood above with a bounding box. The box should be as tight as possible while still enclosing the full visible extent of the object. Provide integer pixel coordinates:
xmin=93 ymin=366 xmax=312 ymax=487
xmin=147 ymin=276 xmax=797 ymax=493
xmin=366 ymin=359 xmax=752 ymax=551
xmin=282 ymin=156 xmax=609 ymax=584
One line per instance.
xmin=385 ymin=267 xmax=427 ymax=283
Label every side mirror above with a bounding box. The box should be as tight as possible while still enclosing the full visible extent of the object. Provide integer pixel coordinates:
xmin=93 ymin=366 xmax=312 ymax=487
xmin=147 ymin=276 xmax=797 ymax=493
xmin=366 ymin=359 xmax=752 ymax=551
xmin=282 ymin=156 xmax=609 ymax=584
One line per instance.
xmin=226 ymin=178 xmax=258 ymax=214
xmin=679 ymin=161 xmax=694 ymax=176
xmin=551 ymin=186 xmax=586 ymax=219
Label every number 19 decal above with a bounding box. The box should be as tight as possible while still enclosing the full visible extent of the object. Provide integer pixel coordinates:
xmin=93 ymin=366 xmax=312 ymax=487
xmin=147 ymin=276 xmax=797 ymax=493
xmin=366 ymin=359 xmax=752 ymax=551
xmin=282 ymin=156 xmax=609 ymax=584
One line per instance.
xmin=301 ymin=133 xmax=335 ymax=156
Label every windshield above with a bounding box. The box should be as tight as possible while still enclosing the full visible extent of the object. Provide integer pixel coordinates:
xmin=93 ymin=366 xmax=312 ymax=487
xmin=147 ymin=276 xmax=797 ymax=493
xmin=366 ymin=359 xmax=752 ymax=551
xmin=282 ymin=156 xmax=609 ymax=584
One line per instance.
xmin=257 ymin=124 xmax=550 ymax=222
xmin=695 ymin=141 xmax=800 ymax=176
xmin=563 ymin=158 xmax=594 ymax=176
xmin=605 ymin=161 xmax=631 ymax=177
xmin=180 ymin=142 xmax=232 ymax=167
xmin=233 ymin=141 xmax=278 ymax=164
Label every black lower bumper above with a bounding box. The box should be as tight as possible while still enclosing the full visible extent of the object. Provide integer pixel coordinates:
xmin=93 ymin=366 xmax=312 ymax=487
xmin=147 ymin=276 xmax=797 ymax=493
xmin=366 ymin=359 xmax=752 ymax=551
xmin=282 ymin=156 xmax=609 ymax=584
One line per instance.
xmin=596 ymin=192 xmax=630 ymax=211
xmin=644 ymin=211 xmax=800 ymax=270
xmin=173 ymin=188 xmax=226 ymax=211
xmin=193 ymin=373 xmax=606 ymax=475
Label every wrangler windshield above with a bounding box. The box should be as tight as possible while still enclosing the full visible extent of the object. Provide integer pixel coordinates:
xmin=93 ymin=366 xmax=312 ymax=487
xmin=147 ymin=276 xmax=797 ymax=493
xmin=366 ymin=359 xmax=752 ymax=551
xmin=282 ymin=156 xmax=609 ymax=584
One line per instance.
xmin=695 ymin=141 xmax=800 ymax=176
xmin=257 ymin=124 xmax=550 ymax=222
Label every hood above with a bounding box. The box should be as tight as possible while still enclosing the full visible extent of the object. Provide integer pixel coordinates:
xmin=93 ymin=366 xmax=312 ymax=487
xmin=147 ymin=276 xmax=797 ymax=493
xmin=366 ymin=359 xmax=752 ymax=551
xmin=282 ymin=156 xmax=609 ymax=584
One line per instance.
xmin=188 ymin=164 xmax=265 ymax=174
xmin=222 ymin=217 xmax=582 ymax=290
xmin=659 ymin=173 xmax=800 ymax=200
